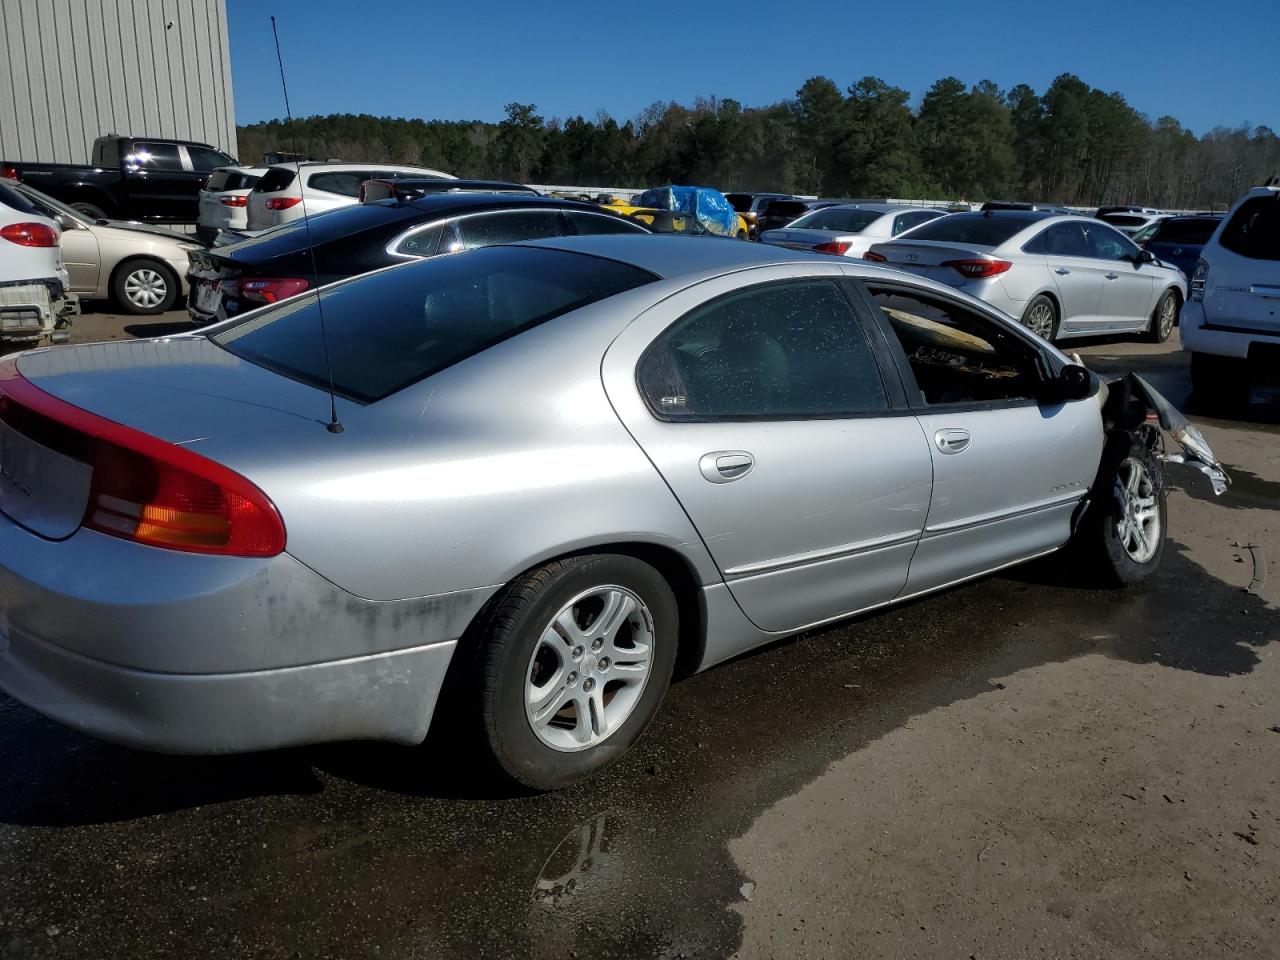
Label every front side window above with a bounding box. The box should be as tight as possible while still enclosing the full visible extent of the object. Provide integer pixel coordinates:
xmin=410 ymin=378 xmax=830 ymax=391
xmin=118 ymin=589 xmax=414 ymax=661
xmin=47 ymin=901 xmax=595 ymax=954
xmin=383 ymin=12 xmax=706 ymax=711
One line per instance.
xmin=870 ymin=287 xmax=1040 ymax=406
xmin=638 ymin=280 xmax=887 ymax=420
xmin=1219 ymin=196 xmax=1280 ymax=261
xmin=128 ymin=142 xmax=182 ymax=170
xmin=455 ymin=210 xmax=565 ymax=249
xmin=214 ymin=246 xmax=655 ymax=403
xmin=188 ymin=146 xmax=233 ymax=172
xmin=1088 ymin=224 xmax=1140 ymax=261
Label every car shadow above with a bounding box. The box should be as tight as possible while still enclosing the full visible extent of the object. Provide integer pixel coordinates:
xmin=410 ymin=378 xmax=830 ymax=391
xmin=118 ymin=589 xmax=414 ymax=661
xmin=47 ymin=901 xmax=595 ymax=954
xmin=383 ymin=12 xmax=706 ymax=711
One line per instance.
xmin=122 ymin=320 xmax=196 ymax=338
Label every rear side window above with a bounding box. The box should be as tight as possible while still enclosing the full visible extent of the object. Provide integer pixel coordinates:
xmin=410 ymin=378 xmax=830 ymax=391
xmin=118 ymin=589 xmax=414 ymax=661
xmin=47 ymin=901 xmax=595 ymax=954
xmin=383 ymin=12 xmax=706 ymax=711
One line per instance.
xmin=564 ymin=211 xmax=648 ymax=236
xmin=188 ymin=146 xmax=233 ymax=172
xmin=638 ymin=280 xmax=887 ymax=419
xmin=395 ymin=224 xmax=444 ymax=257
xmin=455 ymin=210 xmax=565 ymax=249
xmin=893 ymin=210 xmax=941 ymax=235
xmin=1219 ymin=197 xmax=1280 ymax=261
xmin=213 ymin=247 xmax=654 ymax=402
xmin=255 ymin=167 xmax=297 ymax=192
xmin=307 ymin=171 xmax=373 ymax=197
xmin=1026 ymin=222 xmax=1090 ymax=257
xmin=900 ymin=214 xmax=1032 ymax=247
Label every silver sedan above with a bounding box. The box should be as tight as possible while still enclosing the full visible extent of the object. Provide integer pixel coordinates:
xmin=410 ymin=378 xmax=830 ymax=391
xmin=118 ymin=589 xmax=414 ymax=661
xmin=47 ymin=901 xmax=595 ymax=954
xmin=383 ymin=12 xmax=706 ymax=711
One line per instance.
xmin=866 ymin=211 xmax=1187 ymax=343
xmin=0 ymin=236 xmax=1224 ymax=789
xmin=759 ymin=202 xmax=948 ymax=258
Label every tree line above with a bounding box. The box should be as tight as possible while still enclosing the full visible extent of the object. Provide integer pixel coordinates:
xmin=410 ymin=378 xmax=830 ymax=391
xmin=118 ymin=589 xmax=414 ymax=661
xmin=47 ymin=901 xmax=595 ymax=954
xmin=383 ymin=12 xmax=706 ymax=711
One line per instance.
xmin=237 ymin=72 xmax=1280 ymax=209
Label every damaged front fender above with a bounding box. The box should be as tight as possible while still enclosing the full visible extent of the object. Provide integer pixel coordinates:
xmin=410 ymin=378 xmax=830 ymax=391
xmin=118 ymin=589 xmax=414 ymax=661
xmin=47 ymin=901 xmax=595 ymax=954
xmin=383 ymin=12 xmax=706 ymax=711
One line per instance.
xmin=1123 ymin=374 xmax=1230 ymax=496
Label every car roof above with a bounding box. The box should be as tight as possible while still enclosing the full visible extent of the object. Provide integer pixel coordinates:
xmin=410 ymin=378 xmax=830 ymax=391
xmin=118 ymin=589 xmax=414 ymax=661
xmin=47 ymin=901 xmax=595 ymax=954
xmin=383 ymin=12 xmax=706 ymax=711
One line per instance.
xmin=399 ymin=193 xmax=600 ymax=215
xmin=518 ymin=233 xmax=830 ymax=279
xmin=815 ymin=202 xmax=923 ymax=214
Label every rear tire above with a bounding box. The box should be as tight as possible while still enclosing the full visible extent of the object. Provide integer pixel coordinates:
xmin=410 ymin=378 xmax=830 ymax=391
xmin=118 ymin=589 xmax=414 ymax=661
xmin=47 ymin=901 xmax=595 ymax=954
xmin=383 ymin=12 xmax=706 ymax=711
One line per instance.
xmin=1073 ymin=434 xmax=1167 ymax=587
xmin=112 ymin=258 xmax=178 ymax=315
xmin=70 ymin=201 xmax=108 ymax=221
xmin=1144 ymin=289 xmax=1178 ymax=343
xmin=1190 ymin=352 xmax=1249 ymax=411
xmin=1020 ymin=294 xmax=1059 ymax=341
xmin=472 ymin=554 xmax=678 ymax=791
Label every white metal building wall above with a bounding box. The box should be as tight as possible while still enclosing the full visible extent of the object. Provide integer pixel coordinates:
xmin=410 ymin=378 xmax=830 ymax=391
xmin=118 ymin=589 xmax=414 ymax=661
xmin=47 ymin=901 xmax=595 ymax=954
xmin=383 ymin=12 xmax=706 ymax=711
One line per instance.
xmin=0 ymin=0 xmax=236 ymax=164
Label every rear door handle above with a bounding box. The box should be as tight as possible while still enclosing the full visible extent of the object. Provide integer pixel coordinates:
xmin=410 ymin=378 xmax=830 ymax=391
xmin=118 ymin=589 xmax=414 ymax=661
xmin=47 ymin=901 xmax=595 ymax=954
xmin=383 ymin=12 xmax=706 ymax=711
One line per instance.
xmin=934 ymin=428 xmax=971 ymax=455
xmin=699 ymin=451 xmax=755 ymax=483
xmin=1104 ymin=272 xmax=1119 ymax=280
xmin=1055 ymin=267 xmax=1070 ymax=275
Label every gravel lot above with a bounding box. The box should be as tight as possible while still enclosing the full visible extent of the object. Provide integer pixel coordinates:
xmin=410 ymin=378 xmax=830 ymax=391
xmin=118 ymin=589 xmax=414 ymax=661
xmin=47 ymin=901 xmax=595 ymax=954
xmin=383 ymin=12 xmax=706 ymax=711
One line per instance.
xmin=1 ymin=307 xmax=1277 ymax=959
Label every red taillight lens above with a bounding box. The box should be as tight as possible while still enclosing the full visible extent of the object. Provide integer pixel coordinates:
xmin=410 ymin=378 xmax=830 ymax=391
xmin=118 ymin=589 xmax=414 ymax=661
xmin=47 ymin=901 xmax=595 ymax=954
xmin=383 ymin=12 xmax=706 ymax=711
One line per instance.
xmin=220 ymin=195 xmax=248 ymax=207
xmin=862 ymin=250 xmax=887 ymax=263
xmin=813 ymin=240 xmax=853 ymax=255
xmin=237 ymin=278 xmax=309 ymax=304
xmin=0 ymin=359 xmax=285 ymax=557
xmin=265 ymin=196 xmax=303 ymax=210
xmin=942 ymin=258 xmax=1012 ymax=279
xmin=1 ymin=165 xmax=20 ymax=181
xmin=1 ymin=222 xmax=58 ymax=247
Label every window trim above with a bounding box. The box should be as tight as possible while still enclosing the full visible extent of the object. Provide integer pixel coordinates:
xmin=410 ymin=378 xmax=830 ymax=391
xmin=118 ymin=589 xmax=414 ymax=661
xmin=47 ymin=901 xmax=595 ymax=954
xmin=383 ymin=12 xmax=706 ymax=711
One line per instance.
xmin=848 ymin=278 xmax=1058 ymax=414
xmin=634 ymin=276 xmax=900 ymax=424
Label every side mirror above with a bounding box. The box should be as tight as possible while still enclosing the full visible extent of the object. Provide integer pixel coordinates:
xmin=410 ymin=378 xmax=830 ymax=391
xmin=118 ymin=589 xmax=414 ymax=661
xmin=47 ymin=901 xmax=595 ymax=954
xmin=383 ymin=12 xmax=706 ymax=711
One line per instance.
xmin=1040 ymin=363 xmax=1094 ymax=403
xmin=1135 ymin=249 xmax=1156 ymax=265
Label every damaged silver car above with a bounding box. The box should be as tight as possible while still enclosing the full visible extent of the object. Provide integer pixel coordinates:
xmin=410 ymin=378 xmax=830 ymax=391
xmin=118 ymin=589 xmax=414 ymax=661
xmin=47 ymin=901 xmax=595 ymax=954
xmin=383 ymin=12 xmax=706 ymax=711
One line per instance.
xmin=0 ymin=236 xmax=1226 ymax=790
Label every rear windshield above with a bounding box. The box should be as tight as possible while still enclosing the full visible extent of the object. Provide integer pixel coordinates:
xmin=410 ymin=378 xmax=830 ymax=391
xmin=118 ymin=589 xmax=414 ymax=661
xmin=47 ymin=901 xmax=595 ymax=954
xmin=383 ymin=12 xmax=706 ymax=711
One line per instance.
xmin=206 ymin=170 xmax=261 ymax=192
xmin=1149 ymin=217 xmax=1219 ymax=245
xmin=254 ymin=167 xmax=297 ymax=193
xmin=1101 ymin=214 xmax=1147 ymax=227
xmin=764 ymin=201 xmax=810 ymax=219
xmin=899 ymin=214 xmax=1033 ymax=246
xmin=213 ymin=247 xmax=655 ymax=402
xmin=725 ymin=194 xmax=752 ymax=212
xmin=1219 ymin=196 xmax=1280 ymax=261
xmin=789 ymin=208 xmax=882 ymax=232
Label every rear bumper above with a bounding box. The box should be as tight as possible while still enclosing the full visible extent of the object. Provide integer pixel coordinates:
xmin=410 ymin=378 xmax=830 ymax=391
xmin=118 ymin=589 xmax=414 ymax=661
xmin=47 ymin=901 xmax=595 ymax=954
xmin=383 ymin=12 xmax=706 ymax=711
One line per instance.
xmin=0 ymin=517 xmax=495 ymax=753
xmin=1180 ymin=301 xmax=1280 ymax=358
xmin=0 ymin=625 xmax=456 ymax=753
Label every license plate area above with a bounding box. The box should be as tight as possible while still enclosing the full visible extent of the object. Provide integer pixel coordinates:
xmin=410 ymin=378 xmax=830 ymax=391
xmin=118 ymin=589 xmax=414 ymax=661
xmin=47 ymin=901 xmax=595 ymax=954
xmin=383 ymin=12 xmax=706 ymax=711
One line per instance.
xmin=194 ymin=281 xmax=221 ymax=314
xmin=0 ymin=420 xmax=93 ymax=540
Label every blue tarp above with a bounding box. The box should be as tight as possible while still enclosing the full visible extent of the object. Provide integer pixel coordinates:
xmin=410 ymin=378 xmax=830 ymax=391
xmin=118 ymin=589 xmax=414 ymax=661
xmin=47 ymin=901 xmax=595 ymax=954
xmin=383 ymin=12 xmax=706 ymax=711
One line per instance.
xmin=634 ymin=186 xmax=740 ymax=237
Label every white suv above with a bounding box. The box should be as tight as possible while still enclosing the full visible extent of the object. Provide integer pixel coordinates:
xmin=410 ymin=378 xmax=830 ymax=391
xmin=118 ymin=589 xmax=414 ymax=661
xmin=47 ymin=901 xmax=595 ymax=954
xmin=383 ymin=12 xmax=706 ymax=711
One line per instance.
xmin=1181 ymin=182 xmax=1280 ymax=405
xmin=197 ymin=165 xmax=267 ymax=244
xmin=246 ymin=162 xmax=455 ymax=231
xmin=0 ymin=181 xmax=76 ymax=347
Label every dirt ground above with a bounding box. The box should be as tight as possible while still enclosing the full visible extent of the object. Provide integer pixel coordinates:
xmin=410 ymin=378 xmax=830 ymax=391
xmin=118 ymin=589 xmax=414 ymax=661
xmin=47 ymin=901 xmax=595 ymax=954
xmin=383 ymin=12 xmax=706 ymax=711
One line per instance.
xmin=0 ymin=312 xmax=1276 ymax=959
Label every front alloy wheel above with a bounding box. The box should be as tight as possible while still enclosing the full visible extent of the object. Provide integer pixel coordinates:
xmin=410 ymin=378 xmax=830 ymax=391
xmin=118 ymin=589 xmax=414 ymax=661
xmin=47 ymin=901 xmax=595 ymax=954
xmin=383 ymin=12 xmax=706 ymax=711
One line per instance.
xmin=1114 ymin=457 xmax=1161 ymax=563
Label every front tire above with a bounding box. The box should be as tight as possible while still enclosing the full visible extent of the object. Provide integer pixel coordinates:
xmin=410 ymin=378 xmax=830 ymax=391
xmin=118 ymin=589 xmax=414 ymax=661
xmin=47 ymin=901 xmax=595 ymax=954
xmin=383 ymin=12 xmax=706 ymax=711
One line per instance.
xmin=112 ymin=258 xmax=178 ymax=314
xmin=1074 ymin=434 xmax=1167 ymax=586
xmin=475 ymin=554 xmax=678 ymax=791
xmin=1144 ymin=289 xmax=1178 ymax=343
xmin=1021 ymin=294 xmax=1059 ymax=341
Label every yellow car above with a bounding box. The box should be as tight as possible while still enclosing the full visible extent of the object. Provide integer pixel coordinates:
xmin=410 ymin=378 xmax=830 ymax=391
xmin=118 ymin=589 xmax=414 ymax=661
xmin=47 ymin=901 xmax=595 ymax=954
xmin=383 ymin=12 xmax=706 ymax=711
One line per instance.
xmin=598 ymin=200 xmax=750 ymax=238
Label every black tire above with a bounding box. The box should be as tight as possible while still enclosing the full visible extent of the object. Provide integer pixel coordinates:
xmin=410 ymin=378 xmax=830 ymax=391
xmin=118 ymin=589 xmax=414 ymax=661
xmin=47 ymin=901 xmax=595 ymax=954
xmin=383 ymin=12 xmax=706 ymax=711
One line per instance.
xmin=111 ymin=258 xmax=178 ymax=315
xmin=1144 ymin=289 xmax=1179 ymax=343
xmin=1073 ymin=433 xmax=1168 ymax=586
xmin=1020 ymin=294 xmax=1059 ymax=341
xmin=472 ymin=554 xmax=678 ymax=791
xmin=70 ymin=201 xmax=108 ymax=220
xmin=1190 ymin=352 xmax=1249 ymax=411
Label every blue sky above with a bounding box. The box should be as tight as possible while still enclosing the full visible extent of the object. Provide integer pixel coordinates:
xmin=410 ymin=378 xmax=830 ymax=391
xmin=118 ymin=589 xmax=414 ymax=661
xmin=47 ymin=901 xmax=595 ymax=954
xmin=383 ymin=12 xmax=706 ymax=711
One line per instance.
xmin=228 ymin=0 xmax=1277 ymax=136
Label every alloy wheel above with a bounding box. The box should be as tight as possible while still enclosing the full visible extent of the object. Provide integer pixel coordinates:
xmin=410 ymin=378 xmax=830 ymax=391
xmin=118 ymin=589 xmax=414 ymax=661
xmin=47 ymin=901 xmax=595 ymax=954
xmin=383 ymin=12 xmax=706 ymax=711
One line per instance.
xmin=124 ymin=268 xmax=168 ymax=309
xmin=1157 ymin=295 xmax=1176 ymax=338
xmin=525 ymin=585 xmax=655 ymax=752
xmin=1025 ymin=301 xmax=1055 ymax=339
xmin=1114 ymin=457 xmax=1160 ymax=563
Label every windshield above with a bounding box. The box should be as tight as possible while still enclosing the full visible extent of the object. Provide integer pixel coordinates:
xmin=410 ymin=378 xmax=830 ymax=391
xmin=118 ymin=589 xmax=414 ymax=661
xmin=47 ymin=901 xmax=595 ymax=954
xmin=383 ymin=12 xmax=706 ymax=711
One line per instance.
xmin=213 ymin=246 xmax=656 ymax=402
xmin=789 ymin=208 xmax=882 ymax=233
xmin=1148 ymin=217 xmax=1219 ymax=245
xmin=899 ymin=214 xmax=1034 ymax=246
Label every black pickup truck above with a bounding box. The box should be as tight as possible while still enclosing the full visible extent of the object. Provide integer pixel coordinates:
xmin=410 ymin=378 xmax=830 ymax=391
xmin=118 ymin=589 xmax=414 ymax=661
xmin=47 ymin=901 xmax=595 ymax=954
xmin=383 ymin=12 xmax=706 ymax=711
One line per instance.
xmin=1 ymin=135 xmax=236 ymax=224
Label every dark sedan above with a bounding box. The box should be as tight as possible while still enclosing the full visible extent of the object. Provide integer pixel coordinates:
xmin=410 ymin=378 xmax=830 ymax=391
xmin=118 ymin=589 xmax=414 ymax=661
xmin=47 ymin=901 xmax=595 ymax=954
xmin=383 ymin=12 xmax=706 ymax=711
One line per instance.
xmin=1133 ymin=215 xmax=1222 ymax=280
xmin=186 ymin=193 xmax=649 ymax=325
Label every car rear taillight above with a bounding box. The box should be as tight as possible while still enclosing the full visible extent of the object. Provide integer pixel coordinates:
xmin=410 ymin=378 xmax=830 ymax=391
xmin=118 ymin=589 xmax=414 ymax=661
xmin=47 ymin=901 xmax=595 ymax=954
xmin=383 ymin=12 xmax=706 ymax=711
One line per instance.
xmin=942 ymin=258 xmax=1013 ymax=279
xmin=0 ymin=165 xmax=19 ymax=181
xmin=1 ymin=222 xmax=58 ymax=247
xmin=863 ymin=250 xmax=887 ymax=263
xmin=1190 ymin=258 xmax=1207 ymax=302
xmin=0 ymin=359 xmax=284 ymax=556
xmin=227 ymin=277 xmax=309 ymax=304
xmin=265 ymin=196 xmax=303 ymax=211
xmin=220 ymin=195 xmax=248 ymax=207
xmin=813 ymin=240 xmax=852 ymax=255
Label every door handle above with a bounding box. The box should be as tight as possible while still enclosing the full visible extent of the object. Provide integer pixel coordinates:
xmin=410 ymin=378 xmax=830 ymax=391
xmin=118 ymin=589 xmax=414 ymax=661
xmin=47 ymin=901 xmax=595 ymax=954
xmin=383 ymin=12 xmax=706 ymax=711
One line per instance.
xmin=1104 ymin=272 xmax=1119 ymax=280
xmin=1054 ymin=267 xmax=1070 ymax=275
xmin=934 ymin=428 xmax=971 ymax=455
xmin=699 ymin=451 xmax=755 ymax=483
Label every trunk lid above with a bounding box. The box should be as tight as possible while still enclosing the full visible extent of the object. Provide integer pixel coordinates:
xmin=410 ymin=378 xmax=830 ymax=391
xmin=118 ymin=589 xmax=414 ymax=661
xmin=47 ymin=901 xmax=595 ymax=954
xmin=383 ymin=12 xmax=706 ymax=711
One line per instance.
xmin=761 ymin=228 xmax=848 ymax=250
xmin=866 ymin=240 xmax=998 ymax=283
xmin=0 ymin=339 xmax=331 ymax=540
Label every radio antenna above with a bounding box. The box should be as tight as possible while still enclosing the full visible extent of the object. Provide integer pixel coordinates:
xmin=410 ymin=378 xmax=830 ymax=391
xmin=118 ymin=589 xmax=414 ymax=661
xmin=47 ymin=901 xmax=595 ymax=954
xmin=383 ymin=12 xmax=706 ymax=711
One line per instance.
xmin=271 ymin=15 xmax=343 ymax=434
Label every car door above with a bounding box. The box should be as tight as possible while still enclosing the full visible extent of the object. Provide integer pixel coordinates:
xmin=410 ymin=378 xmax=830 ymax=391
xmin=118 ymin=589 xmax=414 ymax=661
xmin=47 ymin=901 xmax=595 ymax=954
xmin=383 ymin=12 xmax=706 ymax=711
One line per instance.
xmin=1086 ymin=223 xmax=1156 ymax=331
xmin=58 ymin=221 xmax=100 ymax=293
xmin=853 ymin=279 xmax=1103 ymax=596
xmin=1027 ymin=222 xmax=1104 ymax=332
xmin=124 ymin=141 xmax=190 ymax=221
xmin=602 ymin=266 xmax=934 ymax=634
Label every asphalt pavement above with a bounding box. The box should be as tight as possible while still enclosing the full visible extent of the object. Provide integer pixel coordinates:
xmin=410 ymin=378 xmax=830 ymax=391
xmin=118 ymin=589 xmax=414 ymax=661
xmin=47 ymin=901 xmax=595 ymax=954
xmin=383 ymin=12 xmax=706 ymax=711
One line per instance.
xmin=1 ymin=309 xmax=1277 ymax=959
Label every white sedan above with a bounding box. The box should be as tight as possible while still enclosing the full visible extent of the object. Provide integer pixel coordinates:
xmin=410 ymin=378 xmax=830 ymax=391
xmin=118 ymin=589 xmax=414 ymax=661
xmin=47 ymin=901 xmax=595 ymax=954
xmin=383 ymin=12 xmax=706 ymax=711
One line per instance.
xmin=759 ymin=203 xmax=948 ymax=258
